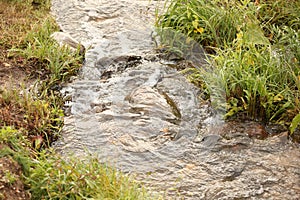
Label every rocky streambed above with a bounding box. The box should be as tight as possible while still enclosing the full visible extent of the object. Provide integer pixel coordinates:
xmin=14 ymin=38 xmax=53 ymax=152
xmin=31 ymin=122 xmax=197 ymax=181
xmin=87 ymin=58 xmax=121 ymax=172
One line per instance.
xmin=51 ymin=0 xmax=300 ymax=199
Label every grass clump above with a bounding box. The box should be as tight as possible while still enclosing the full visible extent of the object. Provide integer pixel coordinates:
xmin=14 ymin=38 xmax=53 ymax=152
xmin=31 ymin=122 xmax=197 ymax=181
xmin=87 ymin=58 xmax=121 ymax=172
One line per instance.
xmin=0 ymin=127 xmax=32 ymax=176
xmin=27 ymin=151 xmax=148 ymax=200
xmin=209 ymin=38 xmax=299 ymax=123
xmin=0 ymin=89 xmax=64 ymax=148
xmin=0 ymin=127 xmax=148 ymax=200
xmin=156 ymin=0 xmax=300 ymax=135
xmin=13 ymin=17 xmax=83 ymax=95
xmin=156 ymin=0 xmax=256 ymax=52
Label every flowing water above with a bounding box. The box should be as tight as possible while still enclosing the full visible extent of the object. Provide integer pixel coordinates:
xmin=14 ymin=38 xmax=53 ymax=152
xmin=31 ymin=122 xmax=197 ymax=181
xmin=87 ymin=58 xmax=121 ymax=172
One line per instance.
xmin=51 ymin=0 xmax=300 ymax=199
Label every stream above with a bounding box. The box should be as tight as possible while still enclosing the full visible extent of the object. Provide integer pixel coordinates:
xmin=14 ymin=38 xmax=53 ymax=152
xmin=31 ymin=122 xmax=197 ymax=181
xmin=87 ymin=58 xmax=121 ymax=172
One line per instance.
xmin=51 ymin=0 xmax=300 ymax=199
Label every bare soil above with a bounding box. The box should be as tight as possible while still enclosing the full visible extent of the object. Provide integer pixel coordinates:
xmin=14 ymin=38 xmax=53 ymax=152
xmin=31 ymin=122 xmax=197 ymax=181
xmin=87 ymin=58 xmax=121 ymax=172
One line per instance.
xmin=0 ymin=49 xmax=32 ymax=200
xmin=0 ymin=145 xmax=30 ymax=200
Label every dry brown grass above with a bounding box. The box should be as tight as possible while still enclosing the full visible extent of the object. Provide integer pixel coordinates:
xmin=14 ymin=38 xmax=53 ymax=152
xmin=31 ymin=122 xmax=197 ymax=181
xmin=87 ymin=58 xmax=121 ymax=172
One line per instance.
xmin=0 ymin=0 xmax=50 ymax=48
xmin=0 ymin=0 xmax=52 ymax=90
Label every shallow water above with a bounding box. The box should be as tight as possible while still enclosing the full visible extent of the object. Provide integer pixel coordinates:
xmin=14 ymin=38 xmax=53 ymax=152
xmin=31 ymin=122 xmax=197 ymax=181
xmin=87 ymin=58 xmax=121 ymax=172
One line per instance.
xmin=51 ymin=0 xmax=300 ymax=199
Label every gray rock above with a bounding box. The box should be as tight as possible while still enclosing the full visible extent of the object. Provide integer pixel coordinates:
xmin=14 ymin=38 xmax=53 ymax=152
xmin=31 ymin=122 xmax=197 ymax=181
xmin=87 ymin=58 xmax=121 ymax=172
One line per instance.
xmin=50 ymin=32 xmax=85 ymax=55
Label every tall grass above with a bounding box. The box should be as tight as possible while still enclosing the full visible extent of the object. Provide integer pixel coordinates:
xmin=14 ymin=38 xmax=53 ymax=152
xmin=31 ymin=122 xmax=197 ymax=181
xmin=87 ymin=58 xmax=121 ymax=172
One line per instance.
xmin=209 ymin=39 xmax=298 ymax=123
xmin=156 ymin=0 xmax=300 ymax=132
xmin=156 ymin=0 xmax=258 ymax=52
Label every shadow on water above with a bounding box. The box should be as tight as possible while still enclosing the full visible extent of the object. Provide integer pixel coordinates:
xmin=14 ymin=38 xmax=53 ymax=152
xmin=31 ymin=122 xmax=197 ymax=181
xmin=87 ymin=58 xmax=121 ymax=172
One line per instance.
xmin=51 ymin=0 xmax=300 ymax=199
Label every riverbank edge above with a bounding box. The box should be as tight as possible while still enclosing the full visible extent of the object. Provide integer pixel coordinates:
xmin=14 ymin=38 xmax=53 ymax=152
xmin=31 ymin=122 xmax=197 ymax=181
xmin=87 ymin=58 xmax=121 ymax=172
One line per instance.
xmin=0 ymin=0 xmax=150 ymax=199
xmin=155 ymin=0 xmax=300 ymax=142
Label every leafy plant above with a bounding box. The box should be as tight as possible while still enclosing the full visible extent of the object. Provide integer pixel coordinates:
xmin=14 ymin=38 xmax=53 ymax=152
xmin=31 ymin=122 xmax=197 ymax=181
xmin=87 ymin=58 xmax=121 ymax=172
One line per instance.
xmin=290 ymin=113 xmax=300 ymax=134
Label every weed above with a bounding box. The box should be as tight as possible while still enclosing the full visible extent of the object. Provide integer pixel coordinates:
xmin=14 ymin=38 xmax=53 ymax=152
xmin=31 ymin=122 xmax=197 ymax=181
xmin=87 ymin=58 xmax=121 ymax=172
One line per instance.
xmin=10 ymin=17 xmax=83 ymax=96
xmin=27 ymin=150 xmax=149 ymax=200
xmin=2 ymin=171 xmax=17 ymax=185
xmin=0 ymin=89 xmax=64 ymax=147
xmin=156 ymin=0 xmax=300 ymax=133
xmin=0 ymin=127 xmax=32 ymax=176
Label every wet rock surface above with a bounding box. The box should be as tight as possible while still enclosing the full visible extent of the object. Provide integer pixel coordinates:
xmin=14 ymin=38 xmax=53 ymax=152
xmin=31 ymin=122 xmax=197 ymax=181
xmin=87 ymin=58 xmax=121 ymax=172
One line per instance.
xmin=51 ymin=0 xmax=300 ymax=199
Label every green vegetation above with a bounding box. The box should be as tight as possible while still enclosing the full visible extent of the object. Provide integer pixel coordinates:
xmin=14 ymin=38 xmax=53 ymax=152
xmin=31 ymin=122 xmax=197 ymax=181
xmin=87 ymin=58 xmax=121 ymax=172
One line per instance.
xmin=0 ymin=0 xmax=149 ymax=199
xmin=156 ymin=0 xmax=300 ymax=135
xmin=0 ymin=0 xmax=82 ymax=147
xmin=28 ymin=151 xmax=147 ymax=200
xmin=13 ymin=17 xmax=84 ymax=96
xmin=0 ymin=127 xmax=148 ymax=199
xmin=1 ymin=89 xmax=64 ymax=148
xmin=0 ymin=127 xmax=32 ymax=176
